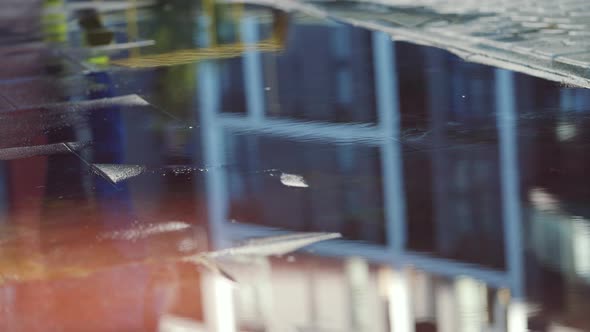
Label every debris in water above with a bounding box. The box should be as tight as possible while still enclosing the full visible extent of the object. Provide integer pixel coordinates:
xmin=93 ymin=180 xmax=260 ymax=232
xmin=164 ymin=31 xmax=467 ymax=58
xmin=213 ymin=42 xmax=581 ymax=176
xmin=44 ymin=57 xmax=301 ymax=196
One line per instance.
xmin=97 ymin=221 xmax=191 ymax=241
xmin=0 ymin=142 xmax=84 ymax=160
xmin=44 ymin=94 xmax=150 ymax=112
xmin=93 ymin=163 xmax=146 ymax=183
xmin=204 ymin=232 xmax=340 ymax=258
xmin=183 ymin=232 xmax=341 ymax=282
xmin=280 ymin=173 xmax=309 ymax=188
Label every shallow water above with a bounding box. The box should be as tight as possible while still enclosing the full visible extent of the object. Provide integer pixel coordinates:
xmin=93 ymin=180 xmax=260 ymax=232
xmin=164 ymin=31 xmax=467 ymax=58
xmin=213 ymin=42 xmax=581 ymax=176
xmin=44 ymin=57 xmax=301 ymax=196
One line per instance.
xmin=1 ymin=1 xmax=590 ymax=331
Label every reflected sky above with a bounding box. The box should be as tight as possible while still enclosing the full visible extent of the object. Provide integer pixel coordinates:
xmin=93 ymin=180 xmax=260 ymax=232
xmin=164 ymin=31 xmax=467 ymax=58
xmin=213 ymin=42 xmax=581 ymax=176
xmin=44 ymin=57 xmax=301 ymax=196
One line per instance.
xmin=1 ymin=1 xmax=590 ymax=331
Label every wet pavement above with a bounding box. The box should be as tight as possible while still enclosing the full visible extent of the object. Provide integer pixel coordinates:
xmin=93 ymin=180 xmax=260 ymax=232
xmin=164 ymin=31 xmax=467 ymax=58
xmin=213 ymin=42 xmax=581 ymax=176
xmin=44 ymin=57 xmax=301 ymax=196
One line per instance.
xmin=1 ymin=1 xmax=590 ymax=332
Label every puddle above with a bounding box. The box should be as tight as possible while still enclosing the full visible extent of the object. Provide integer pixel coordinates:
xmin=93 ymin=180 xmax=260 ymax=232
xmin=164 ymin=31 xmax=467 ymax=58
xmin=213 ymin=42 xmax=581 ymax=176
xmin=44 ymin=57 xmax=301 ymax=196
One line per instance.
xmin=1 ymin=1 xmax=590 ymax=332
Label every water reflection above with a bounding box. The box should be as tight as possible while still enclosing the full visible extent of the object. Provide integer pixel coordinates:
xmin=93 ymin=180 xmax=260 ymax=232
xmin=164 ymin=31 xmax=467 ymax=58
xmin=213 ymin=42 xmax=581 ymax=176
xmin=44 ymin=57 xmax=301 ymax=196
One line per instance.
xmin=1 ymin=1 xmax=590 ymax=331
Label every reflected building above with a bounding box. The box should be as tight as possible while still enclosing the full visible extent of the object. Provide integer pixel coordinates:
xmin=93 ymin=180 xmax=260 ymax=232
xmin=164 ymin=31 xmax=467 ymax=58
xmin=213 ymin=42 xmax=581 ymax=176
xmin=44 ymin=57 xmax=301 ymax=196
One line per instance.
xmin=195 ymin=8 xmax=590 ymax=332
xmin=1 ymin=2 xmax=590 ymax=332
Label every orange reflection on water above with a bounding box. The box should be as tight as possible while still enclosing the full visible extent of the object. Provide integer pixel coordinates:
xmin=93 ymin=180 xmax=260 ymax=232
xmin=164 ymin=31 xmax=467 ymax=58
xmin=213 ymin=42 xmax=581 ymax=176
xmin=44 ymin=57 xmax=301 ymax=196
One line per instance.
xmin=0 ymin=192 xmax=207 ymax=332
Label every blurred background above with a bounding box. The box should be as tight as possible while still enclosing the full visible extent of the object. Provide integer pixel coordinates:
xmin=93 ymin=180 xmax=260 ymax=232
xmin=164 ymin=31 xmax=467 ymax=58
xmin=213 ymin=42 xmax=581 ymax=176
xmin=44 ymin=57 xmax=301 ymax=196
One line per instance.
xmin=1 ymin=1 xmax=590 ymax=331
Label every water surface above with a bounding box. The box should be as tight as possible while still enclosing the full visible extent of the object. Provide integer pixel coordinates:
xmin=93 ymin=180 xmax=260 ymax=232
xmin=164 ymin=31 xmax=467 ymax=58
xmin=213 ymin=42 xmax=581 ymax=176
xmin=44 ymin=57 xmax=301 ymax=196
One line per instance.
xmin=1 ymin=1 xmax=590 ymax=331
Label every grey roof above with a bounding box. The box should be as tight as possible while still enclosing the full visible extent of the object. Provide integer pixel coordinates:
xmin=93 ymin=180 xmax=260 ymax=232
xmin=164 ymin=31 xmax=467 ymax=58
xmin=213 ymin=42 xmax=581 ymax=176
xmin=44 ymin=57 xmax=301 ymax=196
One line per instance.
xmin=241 ymin=0 xmax=590 ymax=88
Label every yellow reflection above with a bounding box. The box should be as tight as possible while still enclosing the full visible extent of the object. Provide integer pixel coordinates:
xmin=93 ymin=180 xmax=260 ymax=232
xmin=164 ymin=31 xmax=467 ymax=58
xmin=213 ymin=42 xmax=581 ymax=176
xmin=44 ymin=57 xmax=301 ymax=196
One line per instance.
xmin=112 ymin=9 xmax=288 ymax=68
xmin=42 ymin=0 xmax=68 ymax=43
xmin=126 ymin=0 xmax=140 ymax=58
